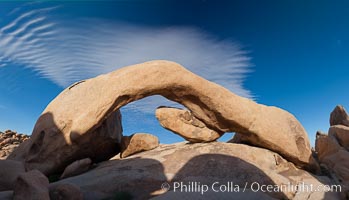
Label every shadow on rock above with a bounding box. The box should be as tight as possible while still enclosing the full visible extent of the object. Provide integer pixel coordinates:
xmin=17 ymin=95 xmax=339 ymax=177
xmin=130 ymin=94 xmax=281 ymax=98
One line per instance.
xmin=7 ymin=111 xmax=122 ymax=175
xmin=162 ymin=154 xmax=287 ymax=200
xmin=52 ymin=143 xmax=295 ymax=200
xmin=51 ymin=157 xmax=167 ymax=200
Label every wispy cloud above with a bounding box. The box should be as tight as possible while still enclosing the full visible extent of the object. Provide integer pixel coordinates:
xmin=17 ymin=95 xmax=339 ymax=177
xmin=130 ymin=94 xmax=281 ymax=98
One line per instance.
xmin=0 ymin=4 xmax=253 ymax=114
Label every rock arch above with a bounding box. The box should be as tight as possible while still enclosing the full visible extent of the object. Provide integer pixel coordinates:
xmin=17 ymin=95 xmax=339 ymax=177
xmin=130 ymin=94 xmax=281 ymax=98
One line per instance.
xmin=8 ymin=60 xmax=317 ymax=174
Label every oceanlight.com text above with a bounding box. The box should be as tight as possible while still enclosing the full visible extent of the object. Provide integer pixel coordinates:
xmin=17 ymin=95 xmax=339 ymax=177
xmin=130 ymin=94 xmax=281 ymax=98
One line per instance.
xmin=161 ymin=181 xmax=341 ymax=195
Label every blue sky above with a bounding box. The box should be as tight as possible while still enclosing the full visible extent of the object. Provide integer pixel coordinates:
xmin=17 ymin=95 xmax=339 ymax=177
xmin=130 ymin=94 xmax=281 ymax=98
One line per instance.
xmin=0 ymin=0 xmax=348 ymax=146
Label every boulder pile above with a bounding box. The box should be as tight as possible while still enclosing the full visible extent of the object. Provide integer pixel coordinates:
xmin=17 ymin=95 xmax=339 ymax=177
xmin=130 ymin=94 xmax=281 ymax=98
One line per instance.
xmin=0 ymin=61 xmax=345 ymax=199
xmin=0 ymin=130 xmax=29 ymax=159
xmin=316 ymin=105 xmax=349 ymax=199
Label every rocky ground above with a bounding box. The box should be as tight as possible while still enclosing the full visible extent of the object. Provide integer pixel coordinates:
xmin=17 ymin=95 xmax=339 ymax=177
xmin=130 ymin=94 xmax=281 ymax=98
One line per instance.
xmin=0 ymin=130 xmax=29 ymax=159
xmin=0 ymin=61 xmax=348 ymax=200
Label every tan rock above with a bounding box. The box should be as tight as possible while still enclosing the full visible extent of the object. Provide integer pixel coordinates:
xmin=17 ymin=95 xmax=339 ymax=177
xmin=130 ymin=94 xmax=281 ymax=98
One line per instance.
xmin=53 ymin=142 xmax=339 ymax=200
xmin=0 ymin=138 xmax=16 ymax=146
xmin=4 ymin=130 xmax=15 ymax=137
xmin=0 ymin=131 xmax=30 ymax=160
xmin=121 ymin=133 xmax=159 ymax=158
xmin=49 ymin=183 xmax=83 ymax=200
xmin=13 ymin=170 xmax=50 ymax=200
xmin=0 ymin=130 xmax=29 ymax=152
xmin=1 ymin=144 xmax=19 ymax=159
xmin=315 ymin=131 xmax=349 ymax=198
xmin=2 ymin=144 xmax=19 ymax=151
xmin=8 ymin=111 xmax=122 ymax=175
xmin=330 ymin=105 xmax=349 ymax=127
xmin=5 ymin=140 xmax=30 ymax=160
xmin=155 ymin=107 xmax=223 ymax=142
xmin=0 ymin=151 xmax=6 ymax=159
xmin=9 ymin=60 xmax=315 ymax=173
xmin=60 ymin=158 xmax=92 ymax=179
xmin=329 ymin=125 xmax=349 ymax=150
xmin=293 ymin=176 xmax=342 ymax=200
xmin=0 ymin=160 xmax=25 ymax=191
xmin=315 ymin=131 xmax=342 ymax=161
xmin=321 ymin=150 xmax=349 ymax=185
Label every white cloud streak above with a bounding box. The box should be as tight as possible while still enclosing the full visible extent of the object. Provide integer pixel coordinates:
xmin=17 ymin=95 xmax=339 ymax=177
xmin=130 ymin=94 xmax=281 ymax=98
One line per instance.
xmin=0 ymin=4 xmax=253 ymax=114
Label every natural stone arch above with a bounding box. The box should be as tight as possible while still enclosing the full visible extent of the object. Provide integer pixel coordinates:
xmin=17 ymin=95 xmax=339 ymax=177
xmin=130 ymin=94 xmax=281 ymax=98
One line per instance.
xmin=9 ymin=60 xmax=317 ymax=174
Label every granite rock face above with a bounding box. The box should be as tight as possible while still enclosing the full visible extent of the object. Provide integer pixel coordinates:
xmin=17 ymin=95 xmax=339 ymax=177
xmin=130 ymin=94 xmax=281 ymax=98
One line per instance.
xmin=329 ymin=125 xmax=349 ymax=150
xmin=120 ymin=133 xmax=159 ymax=158
xmin=315 ymin=131 xmax=342 ymax=161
